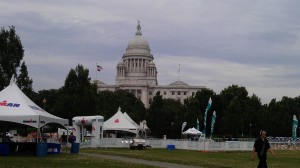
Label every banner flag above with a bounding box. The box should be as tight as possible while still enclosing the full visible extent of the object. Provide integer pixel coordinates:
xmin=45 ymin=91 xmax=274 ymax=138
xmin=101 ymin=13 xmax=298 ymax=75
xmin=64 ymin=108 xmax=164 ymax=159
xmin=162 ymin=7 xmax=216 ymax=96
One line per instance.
xmin=196 ymin=119 xmax=199 ymax=130
xmin=203 ymin=97 xmax=212 ymax=135
xmin=292 ymin=115 xmax=298 ymax=142
xmin=210 ymin=111 xmax=216 ymax=139
xmin=181 ymin=122 xmax=187 ymax=132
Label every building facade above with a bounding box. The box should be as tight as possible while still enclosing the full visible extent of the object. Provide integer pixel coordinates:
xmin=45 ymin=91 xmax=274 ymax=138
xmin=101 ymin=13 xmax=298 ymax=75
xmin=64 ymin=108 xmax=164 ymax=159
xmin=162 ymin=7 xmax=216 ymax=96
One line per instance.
xmin=97 ymin=22 xmax=206 ymax=108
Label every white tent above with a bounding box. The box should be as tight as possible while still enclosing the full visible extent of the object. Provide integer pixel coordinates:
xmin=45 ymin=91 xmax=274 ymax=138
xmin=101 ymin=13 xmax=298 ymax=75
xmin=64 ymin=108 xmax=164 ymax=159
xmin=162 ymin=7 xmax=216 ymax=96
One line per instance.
xmin=123 ymin=112 xmax=140 ymax=128
xmin=182 ymin=127 xmax=202 ymax=135
xmin=0 ymin=78 xmax=68 ymax=128
xmin=103 ymin=108 xmax=139 ymax=134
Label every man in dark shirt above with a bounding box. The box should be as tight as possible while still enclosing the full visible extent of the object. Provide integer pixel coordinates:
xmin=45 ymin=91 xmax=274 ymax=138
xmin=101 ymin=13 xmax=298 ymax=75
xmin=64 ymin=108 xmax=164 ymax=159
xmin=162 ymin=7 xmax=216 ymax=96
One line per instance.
xmin=60 ymin=132 xmax=68 ymax=151
xmin=251 ymin=130 xmax=275 ymax=168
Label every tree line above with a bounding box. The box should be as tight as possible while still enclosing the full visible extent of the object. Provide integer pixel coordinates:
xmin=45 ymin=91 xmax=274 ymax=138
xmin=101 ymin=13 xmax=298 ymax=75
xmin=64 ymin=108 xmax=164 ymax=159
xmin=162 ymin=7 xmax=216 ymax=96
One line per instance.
xmin=1 ymin=26 xmax=300 ymax=139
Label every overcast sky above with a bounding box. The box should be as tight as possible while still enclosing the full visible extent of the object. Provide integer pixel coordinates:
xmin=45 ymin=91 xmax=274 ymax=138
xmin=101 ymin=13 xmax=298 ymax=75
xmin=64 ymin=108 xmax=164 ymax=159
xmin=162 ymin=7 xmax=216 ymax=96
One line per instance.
xmin=1 ymin=0 xmax=300 ymax=104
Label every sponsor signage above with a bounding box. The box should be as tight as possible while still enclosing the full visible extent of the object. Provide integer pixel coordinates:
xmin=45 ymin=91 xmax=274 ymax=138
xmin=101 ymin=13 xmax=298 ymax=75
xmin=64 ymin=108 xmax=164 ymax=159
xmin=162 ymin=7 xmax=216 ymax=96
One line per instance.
xmin=0 ymin=100 xmax=20 ymax=107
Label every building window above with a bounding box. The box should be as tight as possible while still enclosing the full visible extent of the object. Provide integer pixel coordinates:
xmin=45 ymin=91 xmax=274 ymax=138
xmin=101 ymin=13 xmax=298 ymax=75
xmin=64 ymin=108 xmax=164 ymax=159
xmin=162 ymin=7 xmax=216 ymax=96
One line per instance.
xmin=149 ymin=91 xmax=152 ymax=95
xmin=184 ymin=92 xmax=187 ymax=95
xmin=192 ymin=92 xmax=195 ymax=96
xmin=137 ymin=89 xmax=141 ymax=94
xmin=172 ymin=91 xmax=175 ymax=95
xmin=178 ymin=91 xmax=181 ymax=95
xmin=164 ymin=91 xmax=166 ymax=95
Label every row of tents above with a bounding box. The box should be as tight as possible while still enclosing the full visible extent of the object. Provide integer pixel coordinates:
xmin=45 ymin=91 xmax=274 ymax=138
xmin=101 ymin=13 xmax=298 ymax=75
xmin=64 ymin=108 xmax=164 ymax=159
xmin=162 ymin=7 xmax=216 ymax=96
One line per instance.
xmin=0 ymin=76 xmax=200 ymax=138
xmin=0 ymin=77 xmax=150 ymax=138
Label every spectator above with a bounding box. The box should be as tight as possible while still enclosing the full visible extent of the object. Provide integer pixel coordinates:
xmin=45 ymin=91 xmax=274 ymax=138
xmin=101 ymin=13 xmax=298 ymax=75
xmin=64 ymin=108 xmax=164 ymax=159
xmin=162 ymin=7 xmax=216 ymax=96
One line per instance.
xmin=251 ymin=129 xmax=275 ymax=168
xmin=60 ymin=132 xmax=67 ymax=152
xmin=68 ymin=132 xmax=76 ymax=144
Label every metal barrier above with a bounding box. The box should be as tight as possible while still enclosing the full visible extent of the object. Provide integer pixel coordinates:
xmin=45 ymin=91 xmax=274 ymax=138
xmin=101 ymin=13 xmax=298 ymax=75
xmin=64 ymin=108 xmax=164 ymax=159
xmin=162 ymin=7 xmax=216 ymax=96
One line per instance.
xmin=80 ymin=138 xmax=300 ymax=151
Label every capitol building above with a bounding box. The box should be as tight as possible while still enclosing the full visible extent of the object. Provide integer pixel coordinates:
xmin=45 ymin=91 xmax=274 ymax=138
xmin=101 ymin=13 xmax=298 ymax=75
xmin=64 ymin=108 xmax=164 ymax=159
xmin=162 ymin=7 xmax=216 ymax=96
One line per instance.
xmin=97 ymin=22 xmax=206 ymax=108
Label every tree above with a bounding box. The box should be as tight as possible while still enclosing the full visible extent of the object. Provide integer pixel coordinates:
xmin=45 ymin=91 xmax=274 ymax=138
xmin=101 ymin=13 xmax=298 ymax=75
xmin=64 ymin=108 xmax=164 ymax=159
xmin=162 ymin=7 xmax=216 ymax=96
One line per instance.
xmin=16 ymin=61 xmax=34 ymax=98
xmin=32 ymin=89 xmax=60 ymax=113
xmin=96 ymin=89 xmax=146 ymax=122
xmin=53 ymin=64 xmax=97 ymax=123
xmin=161 ymin=99 xmax=183 ymax=139
xmin=220 ymin=85 xmax=249 ymax=136
xmin=114 ymin=89 xmax=146 ymax=122
xmin=97 ymin=90 xmax=117 ymax=119
xmin=0 ymin=26 xmax=24 ymax=90
xmin=146 ymin=91 xmax=164 ymax=138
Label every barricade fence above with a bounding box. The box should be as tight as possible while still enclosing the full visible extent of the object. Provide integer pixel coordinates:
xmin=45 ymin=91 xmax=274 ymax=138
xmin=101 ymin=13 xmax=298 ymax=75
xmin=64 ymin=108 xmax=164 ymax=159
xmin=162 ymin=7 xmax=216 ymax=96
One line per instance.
xmin=80 ymin=138 xmax=256 ymax=151
xmin=10 ymin=136 xmax=300 ymax=151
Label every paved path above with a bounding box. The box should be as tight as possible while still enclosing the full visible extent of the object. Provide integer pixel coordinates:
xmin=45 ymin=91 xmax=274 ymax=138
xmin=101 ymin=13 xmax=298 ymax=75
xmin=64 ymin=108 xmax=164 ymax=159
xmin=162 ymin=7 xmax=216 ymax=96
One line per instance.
xmin=81 ymin=153 xmax=201 ymax=168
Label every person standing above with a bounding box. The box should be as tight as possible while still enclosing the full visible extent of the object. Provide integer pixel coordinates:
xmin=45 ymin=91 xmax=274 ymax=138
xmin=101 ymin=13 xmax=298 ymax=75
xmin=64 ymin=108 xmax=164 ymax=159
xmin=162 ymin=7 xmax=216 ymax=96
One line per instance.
xmin=60 ymin=132 xmax=68 ymax=152
xmin=251 ymin=130 xmax=276 ymax=168
xmin=68 ymin=132 xmax=76 ymax=144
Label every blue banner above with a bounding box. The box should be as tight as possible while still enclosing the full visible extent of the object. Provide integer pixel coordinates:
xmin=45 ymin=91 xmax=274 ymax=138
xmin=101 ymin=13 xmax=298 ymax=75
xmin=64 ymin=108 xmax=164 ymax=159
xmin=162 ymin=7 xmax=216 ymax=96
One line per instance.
xmin=203 ymin=97 xmax=212 ymax=135
xmin=210 ymin=111 xmax=216 ymax=139
xmin=292 ymin=115 xmax=298 ymax=142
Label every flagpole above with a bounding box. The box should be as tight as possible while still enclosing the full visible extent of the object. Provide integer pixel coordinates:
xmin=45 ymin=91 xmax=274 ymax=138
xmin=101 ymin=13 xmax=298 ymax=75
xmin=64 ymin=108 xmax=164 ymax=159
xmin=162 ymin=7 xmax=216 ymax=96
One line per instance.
xmin=178 ymin=64 xmax=181 ymax=81
xmin=96 ymin=63 xmax=98 ymax=82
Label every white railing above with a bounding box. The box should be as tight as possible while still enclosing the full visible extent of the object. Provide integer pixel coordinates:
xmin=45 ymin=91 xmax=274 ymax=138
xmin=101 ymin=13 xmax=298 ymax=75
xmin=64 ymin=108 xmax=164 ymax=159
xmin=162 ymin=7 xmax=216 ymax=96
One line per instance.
xmin=81 ymin=138 xmax=256 ymax=151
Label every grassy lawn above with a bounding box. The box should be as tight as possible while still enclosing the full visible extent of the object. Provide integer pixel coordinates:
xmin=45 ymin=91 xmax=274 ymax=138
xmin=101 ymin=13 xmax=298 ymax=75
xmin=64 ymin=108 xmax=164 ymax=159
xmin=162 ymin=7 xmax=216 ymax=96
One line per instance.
xmin=0 ymin=152 xmax=156 ymax=168
xmin=1 ymin=148 xmax=300 ymax=168
xmin=83 ymin=148 xmax=300 ymax=168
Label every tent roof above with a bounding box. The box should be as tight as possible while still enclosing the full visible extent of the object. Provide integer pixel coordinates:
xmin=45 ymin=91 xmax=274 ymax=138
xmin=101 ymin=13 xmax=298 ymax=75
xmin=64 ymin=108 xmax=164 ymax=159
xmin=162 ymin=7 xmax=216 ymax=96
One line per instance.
xmin=123 ymin=112 xmax=140 ymax=128
xmin=0 ymin=79 xmax=68 ymax=128
xmin=182 ymin=127 xmax=202 ymax=135
xmin=103 ymin=108 xmax=139 ymax=134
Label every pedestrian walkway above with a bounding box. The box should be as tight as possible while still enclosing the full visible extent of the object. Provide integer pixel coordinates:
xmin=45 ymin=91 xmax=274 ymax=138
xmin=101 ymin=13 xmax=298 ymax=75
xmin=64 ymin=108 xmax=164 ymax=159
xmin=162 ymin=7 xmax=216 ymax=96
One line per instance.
xmin=81 ymin=153 xmax=201 ymax=168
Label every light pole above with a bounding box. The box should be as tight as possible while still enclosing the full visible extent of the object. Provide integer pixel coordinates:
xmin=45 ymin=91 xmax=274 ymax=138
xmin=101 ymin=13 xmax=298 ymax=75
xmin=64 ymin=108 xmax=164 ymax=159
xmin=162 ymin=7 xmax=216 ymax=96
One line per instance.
xmin=170 ymin=122 xmax=173 ymax=139
xmin=242 ymin=124 xmax=244 ymax=138
xmin=42 ymin=98 xmax=47 ymax=110
xmin=250 ymin=123 xmax=252 ymax=138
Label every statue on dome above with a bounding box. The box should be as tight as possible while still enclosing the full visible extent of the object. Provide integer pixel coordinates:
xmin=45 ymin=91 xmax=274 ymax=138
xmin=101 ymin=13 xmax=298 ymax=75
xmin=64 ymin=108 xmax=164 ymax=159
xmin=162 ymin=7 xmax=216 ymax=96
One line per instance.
xmin=137 ymin=20 xmax=141 ymax=30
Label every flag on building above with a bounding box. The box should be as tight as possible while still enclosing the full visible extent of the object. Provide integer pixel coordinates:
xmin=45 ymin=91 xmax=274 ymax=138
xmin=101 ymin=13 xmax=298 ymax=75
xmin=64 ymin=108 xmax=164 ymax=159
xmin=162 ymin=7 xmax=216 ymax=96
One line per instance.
xmin=97 ymin=65 xmax=103 ymax=71
xmin=210 ymin=111 xmax=216 ymax=139
xmin=292 ymin=115 xmax=298 ymax=142
xmin=203 ymin=97 xmax=212 ymax=135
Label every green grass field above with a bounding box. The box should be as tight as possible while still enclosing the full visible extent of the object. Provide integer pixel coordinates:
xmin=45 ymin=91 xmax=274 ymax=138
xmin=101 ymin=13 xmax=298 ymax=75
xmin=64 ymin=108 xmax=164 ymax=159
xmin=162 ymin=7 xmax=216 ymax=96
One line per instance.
xmin=1 ymin=148 xmax=300 ymax=168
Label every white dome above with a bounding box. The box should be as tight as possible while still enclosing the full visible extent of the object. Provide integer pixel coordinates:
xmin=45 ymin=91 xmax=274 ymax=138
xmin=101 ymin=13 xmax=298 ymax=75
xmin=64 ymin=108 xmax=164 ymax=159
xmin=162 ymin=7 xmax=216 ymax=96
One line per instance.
xmin=125 ymin=22 xmax=151 ymax=55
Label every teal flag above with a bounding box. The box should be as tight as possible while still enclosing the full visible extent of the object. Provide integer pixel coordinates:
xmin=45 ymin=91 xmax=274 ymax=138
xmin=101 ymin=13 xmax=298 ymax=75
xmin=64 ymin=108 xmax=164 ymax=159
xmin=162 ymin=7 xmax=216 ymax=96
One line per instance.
xmin=210 ymin=111 xmax=216 ymax=139
xmin=203 ymin=97 xmax=212 ymax=135
xmin=292 ymin=115 xmax=298 ymax=142
xmin=196 ymin=119 xmax=199 ymax=130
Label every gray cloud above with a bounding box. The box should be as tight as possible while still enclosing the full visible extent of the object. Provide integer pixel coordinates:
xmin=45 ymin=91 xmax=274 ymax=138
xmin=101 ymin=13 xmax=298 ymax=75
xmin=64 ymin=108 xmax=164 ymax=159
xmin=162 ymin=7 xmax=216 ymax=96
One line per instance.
xmin=1 ymin=0 xmax=300 ymax=104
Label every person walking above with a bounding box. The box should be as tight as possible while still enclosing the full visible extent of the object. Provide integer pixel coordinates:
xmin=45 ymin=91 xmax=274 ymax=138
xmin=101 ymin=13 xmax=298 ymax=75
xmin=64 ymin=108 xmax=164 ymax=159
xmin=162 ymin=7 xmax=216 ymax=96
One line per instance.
xmin=251 ymin=129 xmax=276 ymax=168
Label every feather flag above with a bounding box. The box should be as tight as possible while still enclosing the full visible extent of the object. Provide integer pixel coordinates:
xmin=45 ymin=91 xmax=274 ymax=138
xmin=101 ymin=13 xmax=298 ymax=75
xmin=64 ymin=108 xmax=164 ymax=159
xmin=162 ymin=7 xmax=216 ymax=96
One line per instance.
xmin=196 ymin=118 xmax=199 ymax=130
xmin=203 ymin=97 xmax=212 ymax=135
xmin=210 ymin=111 xmax=216 ymax=139
xmin=181 ymin=122 xmax=187 ymax=132
xmin=292 ymin=115 xmax=298 ymax=142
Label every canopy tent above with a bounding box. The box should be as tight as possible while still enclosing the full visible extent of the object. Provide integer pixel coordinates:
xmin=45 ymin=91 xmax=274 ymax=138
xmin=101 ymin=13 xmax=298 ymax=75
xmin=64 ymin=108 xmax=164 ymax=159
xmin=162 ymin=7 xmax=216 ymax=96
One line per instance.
xmin=0 ymin=77 xmax=68 ymax=129
xmin=123 ymin=112 xmax=140 ymax=128
xmin=103 ymin=108 xmax=140 ymax=134
xmin=182 ymin=127 xmax=202 ymax=135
